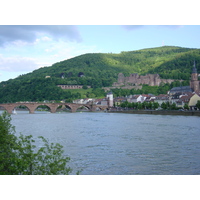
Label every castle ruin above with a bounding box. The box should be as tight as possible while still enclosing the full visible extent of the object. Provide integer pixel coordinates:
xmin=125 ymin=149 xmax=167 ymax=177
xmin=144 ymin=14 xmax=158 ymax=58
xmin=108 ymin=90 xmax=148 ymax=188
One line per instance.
xmin=112 ymin=73 xmax=174 ymax=87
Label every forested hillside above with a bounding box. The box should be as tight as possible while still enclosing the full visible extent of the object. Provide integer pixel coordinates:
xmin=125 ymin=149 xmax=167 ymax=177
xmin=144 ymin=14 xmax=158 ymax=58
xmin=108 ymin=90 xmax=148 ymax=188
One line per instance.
xmin=0 ymin=46 xmax=200 ymax=103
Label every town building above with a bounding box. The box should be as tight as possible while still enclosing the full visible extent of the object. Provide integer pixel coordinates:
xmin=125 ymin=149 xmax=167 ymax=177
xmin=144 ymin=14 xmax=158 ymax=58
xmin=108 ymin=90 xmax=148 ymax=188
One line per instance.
xmin=127 ymin=95 xmax=147 ymax=103
xmin=169 ymin=86 xmax=193 ymax=96
xmin=154 ymin=94 xmax=169 ymax=105
xmin=175 ymin=93 xmax=194 ymax=108
xmin=73 ymin=98 xmax=93 ymax=104
xmin=188 ymin=93 xmax=200 ymax=109
xmin=106 ymin=91 xmax=113 ymax=107
xmin=190 ymin=61 xmax=200 ymax=92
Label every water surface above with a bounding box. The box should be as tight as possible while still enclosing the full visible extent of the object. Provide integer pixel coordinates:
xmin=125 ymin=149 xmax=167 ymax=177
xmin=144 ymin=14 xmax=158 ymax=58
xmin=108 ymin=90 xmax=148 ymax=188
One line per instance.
xmin=10 ymin=112 xmax=200 ymax=175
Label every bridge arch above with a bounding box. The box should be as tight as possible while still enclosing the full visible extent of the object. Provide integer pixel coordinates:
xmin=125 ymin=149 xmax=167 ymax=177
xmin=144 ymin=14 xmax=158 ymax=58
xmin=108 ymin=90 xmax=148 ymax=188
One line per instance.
xmin=1 ymin=103 xmax=32 ymax=114
xmin=76 ymin=105 xmax=91 ymax=112
xmin=12 ymin=104 xmax=31 ymax=114
xmin=61 ymin=104 xmax=72 ymax=112
xmin=35 ymin=105 xmax=51 ymax=113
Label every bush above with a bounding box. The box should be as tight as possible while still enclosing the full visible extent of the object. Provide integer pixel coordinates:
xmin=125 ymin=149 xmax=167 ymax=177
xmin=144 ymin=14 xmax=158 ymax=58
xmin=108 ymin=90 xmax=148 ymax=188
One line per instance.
xmin=0 ymin=111 xmax=74 ymax=175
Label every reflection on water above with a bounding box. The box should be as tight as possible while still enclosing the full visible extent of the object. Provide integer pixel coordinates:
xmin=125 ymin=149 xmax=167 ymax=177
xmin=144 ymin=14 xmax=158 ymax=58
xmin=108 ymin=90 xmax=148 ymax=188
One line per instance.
xmin=8 ymin=111 xmax=200 ymax=175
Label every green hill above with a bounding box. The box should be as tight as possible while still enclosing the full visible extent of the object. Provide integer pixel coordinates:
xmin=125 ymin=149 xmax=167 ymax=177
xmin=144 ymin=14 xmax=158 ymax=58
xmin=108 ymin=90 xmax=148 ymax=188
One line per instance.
xmin=0 ymin=46 xmax=200 ymax=103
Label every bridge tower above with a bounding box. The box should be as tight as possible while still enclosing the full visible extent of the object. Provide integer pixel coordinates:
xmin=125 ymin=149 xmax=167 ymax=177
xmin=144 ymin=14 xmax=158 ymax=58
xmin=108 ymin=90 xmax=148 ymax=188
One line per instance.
xmin=106 ymin=91 xmax=113 ymax=107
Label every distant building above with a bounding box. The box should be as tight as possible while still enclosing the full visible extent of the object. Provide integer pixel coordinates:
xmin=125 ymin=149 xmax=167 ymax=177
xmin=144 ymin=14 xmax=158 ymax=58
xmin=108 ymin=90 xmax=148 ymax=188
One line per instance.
xmin=154 ymin=94 xmax=169 ymax=105
xmin=113 ymin=97 xmax=127 ymax=106
xmin=170 ymin=61 xmax=200 ymax=95
xmin=106 ymin=91 xmax=113 ymax=107
xmin=73 ymin=98 xmax=93 ymax=104
xmin=175 ymin=93 xmax=194 ymax=108
xmin=188 ymin=93 xmax=200 ymax=109
xmin=99 ymin=99 xmax=109 ymax=106
xmin=169 ymin=86 xmax=193 ymax=95
xmin=190 ymin=61 xmax=200 ymax=92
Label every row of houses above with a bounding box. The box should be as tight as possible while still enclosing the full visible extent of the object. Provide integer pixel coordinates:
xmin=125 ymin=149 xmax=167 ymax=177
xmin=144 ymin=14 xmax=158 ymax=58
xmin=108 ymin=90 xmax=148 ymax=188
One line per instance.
xmin=115 ymin=91 xmax=200 ymax=109
xmin=72 ymin=90 xmax=200 ymax=110
xmin=73 ymin=92 xmax=114 ymax=107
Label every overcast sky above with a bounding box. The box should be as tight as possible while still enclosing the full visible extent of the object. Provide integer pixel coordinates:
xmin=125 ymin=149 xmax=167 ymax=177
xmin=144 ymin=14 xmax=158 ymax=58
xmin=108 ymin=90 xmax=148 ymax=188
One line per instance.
xmin=0 ymin=25 xmax=200 ymax=82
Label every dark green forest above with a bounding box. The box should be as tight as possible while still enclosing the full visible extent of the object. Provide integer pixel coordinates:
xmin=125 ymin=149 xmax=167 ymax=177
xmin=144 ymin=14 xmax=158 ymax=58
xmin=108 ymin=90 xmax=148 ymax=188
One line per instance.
xmin=0 ymin=46 xmax=199 ymax=103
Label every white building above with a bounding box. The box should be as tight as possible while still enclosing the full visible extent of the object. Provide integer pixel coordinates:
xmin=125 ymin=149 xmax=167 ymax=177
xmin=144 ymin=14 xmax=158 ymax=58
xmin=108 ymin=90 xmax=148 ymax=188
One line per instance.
xmin=127 ymin=95 xmax=147 ymax=103
xmin=106 ymin=92 xmax=113 ymax=107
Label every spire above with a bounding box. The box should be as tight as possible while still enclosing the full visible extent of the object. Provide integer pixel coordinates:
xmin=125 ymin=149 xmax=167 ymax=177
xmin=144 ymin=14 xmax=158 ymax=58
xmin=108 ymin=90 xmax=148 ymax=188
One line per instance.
xmin=192 ymin=60 xmax=197 ymax=73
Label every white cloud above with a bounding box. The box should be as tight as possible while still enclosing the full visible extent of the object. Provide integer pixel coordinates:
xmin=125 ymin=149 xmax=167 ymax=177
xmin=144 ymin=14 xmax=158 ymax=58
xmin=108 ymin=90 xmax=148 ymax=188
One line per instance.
xmin=41 ymin=36 xmax=52 ymax=41
xmin=0 ymin=38 xmax=101 ymax=77
xmin=0 ymin=25 xmax=82 ymax=46
xmin=0 ymin=55 xmax=39 ymax=72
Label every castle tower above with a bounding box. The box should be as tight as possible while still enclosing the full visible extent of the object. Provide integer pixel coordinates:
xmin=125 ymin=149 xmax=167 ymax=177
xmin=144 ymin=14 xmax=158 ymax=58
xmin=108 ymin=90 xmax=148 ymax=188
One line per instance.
xmin=190 ymin=61 xmax=199 ymax=92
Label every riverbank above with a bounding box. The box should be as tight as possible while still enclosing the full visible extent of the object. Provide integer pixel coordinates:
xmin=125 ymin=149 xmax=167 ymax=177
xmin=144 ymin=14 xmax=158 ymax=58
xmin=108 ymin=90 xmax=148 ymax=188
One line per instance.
xmin=108 ymin=110 xmax=200 ymax=116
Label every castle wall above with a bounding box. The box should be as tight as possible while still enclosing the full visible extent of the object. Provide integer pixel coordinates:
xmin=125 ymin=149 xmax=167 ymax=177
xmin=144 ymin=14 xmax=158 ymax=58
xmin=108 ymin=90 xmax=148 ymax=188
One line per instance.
xmin=114 ymin=73 xmax=174 ymax=87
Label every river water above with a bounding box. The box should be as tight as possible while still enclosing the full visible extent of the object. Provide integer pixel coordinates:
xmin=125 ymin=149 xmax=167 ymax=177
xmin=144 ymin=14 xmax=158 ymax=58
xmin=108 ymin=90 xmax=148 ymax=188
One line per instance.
xmin=8 ymin=111 xmax=200 ymax=175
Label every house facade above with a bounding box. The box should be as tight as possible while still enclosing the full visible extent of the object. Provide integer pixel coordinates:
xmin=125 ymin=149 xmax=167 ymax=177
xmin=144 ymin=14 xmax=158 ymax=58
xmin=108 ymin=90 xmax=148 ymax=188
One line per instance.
xmin=188 ymin=93 xmax=200 ymax=109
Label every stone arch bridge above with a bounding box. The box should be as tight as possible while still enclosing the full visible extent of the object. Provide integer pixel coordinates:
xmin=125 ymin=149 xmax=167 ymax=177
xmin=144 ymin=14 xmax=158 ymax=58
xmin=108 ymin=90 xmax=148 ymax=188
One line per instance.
xmin=0 ymin=102 xmax=108 ymax=114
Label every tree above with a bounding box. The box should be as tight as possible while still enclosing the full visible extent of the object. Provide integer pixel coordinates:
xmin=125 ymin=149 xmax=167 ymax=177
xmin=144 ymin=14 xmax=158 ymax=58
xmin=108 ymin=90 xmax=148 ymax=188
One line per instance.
xmin=161 ymin=102 xmax=167 ymax=110
xmin=82 ymin=85 xmax=88 ymax=89
xmin=0 ymin=111 xmax=18 ymax=174
xmin=184 ymin=103 xmax=189 ymax=110
xmin=0 ymin=111 xmax=73 ymax=175
xmin=152 ymin=102 xmax=159 ymax=110
xmin=196 ymin=100 xmax=200 ymax=110
xmin=137 ymin=102 xmax=143 ymax=110
xmin=170 ymin=103 xmax=177 ymax=110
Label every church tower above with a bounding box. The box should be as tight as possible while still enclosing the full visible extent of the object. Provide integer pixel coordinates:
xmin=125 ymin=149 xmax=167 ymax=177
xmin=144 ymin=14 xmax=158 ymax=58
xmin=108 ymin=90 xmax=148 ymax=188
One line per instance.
xmin=190 ymin=61 xmax=199 ymax=92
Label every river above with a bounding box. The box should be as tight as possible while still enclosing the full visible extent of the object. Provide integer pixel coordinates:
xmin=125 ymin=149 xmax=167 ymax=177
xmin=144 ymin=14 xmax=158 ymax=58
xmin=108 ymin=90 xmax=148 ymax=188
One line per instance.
xmin=8 ymin=111 xmax=200 ymax=175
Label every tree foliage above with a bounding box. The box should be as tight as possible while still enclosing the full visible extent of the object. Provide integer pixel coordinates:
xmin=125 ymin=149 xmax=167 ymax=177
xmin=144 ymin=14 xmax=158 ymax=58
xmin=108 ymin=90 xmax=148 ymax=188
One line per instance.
xmin=0 ymin=111 xmax=73 ymax=175
xmin=196 ymin=100 xmax=200 ymax=109
xmin=161 ymin=102 xmax=178 ymax=110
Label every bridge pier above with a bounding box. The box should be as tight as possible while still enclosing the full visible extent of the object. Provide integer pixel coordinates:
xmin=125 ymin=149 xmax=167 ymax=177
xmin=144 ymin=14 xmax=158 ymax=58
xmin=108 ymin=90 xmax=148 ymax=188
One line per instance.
xmin=91 ymin=105 xmax=97 ymax=112
xmin=29 ymin=110 xmax=35 ymax=114
xmin=50 ymin=106 xmax=57 ymax=113
xmin=6 ymin=108 xmax=13 ymax=114
xmin=1 ymin=104 xmax=15 ymax=114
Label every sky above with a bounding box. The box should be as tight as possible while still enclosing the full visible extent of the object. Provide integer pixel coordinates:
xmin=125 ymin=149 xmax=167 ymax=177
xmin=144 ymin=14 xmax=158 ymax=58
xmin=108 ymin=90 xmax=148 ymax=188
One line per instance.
xmin=0 ymin=25 xmax=200 ymax=82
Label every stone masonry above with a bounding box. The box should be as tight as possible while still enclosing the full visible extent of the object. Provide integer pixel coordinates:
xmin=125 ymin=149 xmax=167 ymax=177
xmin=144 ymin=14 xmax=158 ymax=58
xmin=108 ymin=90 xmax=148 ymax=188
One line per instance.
xmin=113 ymin=73 xmax=174 ymax=87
